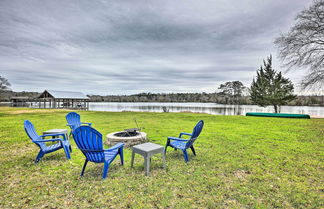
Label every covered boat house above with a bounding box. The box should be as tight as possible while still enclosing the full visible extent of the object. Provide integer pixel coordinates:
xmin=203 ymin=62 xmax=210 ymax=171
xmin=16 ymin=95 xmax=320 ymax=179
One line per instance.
xmin=37 ymin=90 xmax=89 ymax=110
xmin=10 ymin=96 xmax=29 ymax=107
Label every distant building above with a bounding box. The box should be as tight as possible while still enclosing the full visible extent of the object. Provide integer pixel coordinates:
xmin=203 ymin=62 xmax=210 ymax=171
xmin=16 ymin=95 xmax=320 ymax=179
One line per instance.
xmin=37 ymin=90 xmax=89 ymax=110
xmin=10 ymin=96 xmax=29 ymax=107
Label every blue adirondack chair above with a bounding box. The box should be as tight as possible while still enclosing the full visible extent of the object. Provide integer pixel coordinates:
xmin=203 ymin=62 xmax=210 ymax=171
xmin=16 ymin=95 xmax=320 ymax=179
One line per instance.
xmin=24 ymin=120 xmax=71 ymax=163
xmin=165 ymin=120 xmax=204 ymax=163
xmin=72 ymin=126 xmax=124 ymax=179
xmin=66 ymin=112 xmax=92 ymax=135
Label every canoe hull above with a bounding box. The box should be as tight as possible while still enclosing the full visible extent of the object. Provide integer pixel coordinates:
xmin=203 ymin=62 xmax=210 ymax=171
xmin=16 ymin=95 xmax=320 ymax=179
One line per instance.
xmin=246 ymin=112 xmax=310 ymax=119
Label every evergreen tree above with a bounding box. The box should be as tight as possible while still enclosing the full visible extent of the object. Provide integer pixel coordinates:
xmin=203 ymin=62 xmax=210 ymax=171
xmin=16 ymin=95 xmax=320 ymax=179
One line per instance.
xmin=250 ymin=55 xmax=296 ymax=113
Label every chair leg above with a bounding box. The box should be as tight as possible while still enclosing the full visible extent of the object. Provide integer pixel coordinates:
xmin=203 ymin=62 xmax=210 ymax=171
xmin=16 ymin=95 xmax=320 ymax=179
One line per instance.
xmin=69 ymin=145 xmax=72 ymax=153
xmin=190 ymin=146 xmax=196 ymax=156
xmin=63 ymin=145 xmax=71 ymax=159
xmin=35 ymin=151 xmax=44 ymax=163
xmin=81 ymin=159 xmax=88 ymax=176
xmin=119 ymin=148 xmax=124 ymax=165
xmin=102 ymin=162 xmax=110 ymax=179
xmin=164 ymin=141 xmax=169 ymax=154
xmin=182 ymin=150 xmax=189 ymax=163
xmin=69 ymin=132 xmax=73 ymax=138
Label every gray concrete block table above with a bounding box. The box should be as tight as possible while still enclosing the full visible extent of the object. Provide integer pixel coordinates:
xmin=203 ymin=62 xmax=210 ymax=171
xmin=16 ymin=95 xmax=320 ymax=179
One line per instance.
xmin=131 ymin=142 xmax=166 ymax=176
xmin=43 ymin=129 xmax=69 ymax=140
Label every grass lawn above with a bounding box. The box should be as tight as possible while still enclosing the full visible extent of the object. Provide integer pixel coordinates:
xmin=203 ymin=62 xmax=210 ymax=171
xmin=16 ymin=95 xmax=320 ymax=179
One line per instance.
xmin=0 ymin=107 xmax=323 ymax=208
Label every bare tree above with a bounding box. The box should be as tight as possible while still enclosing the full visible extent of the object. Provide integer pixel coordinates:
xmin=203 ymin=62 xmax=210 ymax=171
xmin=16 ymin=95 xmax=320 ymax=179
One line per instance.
xmin=274 ymin=0 xmax=324 ymax=89
xmin=0 ymin=76 xmax=11 ymax=91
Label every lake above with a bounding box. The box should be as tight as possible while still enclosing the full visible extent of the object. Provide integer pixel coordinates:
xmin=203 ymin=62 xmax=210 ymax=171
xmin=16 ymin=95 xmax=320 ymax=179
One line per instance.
xmin=89 ymin=102 xmax=324 ymax=117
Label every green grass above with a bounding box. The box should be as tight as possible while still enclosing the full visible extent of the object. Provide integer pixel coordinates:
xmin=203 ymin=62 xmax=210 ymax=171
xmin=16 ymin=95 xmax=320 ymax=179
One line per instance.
xmin=0 ymin=107 xmax=323 ymax=208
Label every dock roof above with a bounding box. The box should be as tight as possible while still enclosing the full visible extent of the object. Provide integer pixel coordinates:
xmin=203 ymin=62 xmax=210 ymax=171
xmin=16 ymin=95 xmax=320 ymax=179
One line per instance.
xmin=38 ymin=90 xmax=89 ymax=99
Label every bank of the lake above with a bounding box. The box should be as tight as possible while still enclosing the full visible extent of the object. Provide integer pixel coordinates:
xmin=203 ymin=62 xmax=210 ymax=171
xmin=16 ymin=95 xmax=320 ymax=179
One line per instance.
xmin=3 ymin=101 xmax=324 ymax=117
xmin=89 ymin=102 xmax=324 ymax=117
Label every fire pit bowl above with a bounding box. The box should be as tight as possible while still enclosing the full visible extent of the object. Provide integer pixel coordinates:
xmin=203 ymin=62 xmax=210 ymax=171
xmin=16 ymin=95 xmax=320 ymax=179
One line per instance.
xmin=105 ymin=129 xmax=147 ymax=148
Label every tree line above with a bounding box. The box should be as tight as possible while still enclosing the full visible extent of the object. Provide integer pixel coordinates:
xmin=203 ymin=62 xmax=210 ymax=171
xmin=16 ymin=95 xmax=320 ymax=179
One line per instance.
xmin=1 ymin=77 xmax=324 ymax=107
xmin=87 ymin=92 xmax=252 ymax=104
xmin=86 ymin=92 xmax=324 ymax=107
xmin=1 ymin=88 xmax=323 ymax=106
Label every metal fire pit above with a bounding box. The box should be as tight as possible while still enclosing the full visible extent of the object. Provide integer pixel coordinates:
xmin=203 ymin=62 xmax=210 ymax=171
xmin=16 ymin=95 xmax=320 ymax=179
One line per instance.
xmin=105 ymin=128 xmax=147 ymax=148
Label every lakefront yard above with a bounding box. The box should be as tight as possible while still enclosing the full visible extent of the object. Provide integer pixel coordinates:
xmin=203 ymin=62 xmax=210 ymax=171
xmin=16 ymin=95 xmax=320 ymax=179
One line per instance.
xmin=0 ymin=107 xmax=323 ymax=208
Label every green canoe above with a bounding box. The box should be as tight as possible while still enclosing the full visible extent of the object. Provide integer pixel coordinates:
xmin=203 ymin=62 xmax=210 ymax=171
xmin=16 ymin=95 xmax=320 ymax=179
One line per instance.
xmin=246 ymin=112 xmax=310 ymax=119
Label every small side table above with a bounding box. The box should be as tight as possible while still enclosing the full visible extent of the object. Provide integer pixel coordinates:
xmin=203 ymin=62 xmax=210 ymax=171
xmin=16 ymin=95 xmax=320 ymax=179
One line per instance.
xmin=43 ymin=129 xmax=69 ymax=140
xmin=131 ymin=142 xmax=166 ymax=176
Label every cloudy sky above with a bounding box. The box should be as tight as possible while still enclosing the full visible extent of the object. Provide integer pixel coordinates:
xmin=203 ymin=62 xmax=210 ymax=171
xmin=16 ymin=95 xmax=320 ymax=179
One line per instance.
xmin=0 ymin=0 xmax=312 ymax=95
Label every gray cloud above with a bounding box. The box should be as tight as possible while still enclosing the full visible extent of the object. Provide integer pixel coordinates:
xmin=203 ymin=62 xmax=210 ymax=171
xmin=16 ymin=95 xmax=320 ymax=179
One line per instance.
xmin=0 ymin=0 xmax=312 ymax=95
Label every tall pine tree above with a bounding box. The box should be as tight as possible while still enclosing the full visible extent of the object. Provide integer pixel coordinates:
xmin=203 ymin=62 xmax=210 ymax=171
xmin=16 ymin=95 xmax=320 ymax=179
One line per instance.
xmin=250 ymin=55 xmax=296 ymax=113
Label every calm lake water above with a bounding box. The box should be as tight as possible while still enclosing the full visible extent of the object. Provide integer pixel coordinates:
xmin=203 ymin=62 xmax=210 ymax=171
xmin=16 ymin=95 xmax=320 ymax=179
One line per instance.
xmin=89 ymin=102 xmax=324 ymax=117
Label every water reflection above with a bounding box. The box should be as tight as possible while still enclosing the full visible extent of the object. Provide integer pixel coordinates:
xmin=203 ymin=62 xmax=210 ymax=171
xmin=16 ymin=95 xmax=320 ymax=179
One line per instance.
xmin=89 ymin=102 xmax=324 ymax=117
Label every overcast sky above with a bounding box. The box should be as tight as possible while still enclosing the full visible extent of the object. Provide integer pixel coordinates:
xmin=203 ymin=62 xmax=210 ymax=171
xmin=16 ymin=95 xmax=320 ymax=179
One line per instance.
xmin=0 ymin=0 xmax=313 ymax=95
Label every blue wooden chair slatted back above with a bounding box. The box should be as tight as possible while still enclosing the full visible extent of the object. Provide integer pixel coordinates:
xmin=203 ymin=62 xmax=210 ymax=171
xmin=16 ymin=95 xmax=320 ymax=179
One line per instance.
xmin=73 ymin=126 xmax=104 ymax=163
xmin=24 ymin=120 xmax=71 ymax=163
xmin=24 ymin=120 xmax=46 ymax=150
xmin=66 ymin=112 xmax=81 ymax=132
xmin=165 ymin=120 xmax=204 ymax=163
xmin=186 ymin=120 xmax=204 ymax=149
xmin=72 ymin=126 xmax=124 ymax=179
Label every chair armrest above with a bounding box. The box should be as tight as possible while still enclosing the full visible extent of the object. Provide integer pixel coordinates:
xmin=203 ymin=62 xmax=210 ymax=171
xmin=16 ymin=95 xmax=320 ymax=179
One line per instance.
xmin=168 ymin=137 xmax=189 ymax=142
xmin=179 ymin=132 xmax=192 ymax=138
xmin=66 ymin=124 xmax=73 ymax=127
xmin=105 ymin=143 xmax=124 ymax=151
xmin=81 ymin=122 xmax=92 ymax=126
xmin=40 ymin=133 xmax=67 ymax=140
xmin=33 ymin=138 xmax=62 ymax=143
